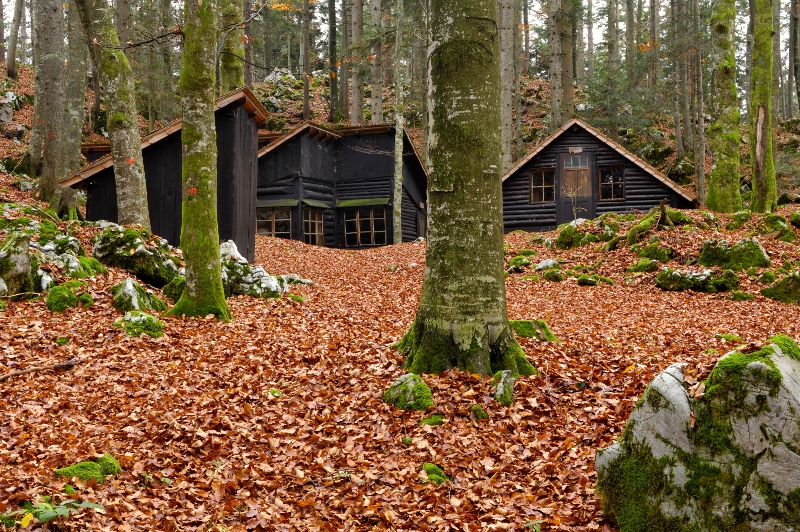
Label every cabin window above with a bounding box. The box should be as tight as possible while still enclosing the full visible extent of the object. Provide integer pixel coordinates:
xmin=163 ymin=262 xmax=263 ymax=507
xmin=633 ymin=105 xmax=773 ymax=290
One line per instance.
xmin=256 ymin=206 xmax=292 ymax=238
xmin=344 ymin=206 xmax=386 ymax=247
xmin=530 ymin=168 xmax=555 ymax=203
xmin=598 ymin=165 xmax=625 ymax=200
xmin=303 ymin=208 xmax=324 ymax=245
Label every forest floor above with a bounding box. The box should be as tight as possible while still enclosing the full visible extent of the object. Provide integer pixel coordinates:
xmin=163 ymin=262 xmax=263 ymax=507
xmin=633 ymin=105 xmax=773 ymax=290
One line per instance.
xmin=3 ymin=165 xmax=800 ymax=530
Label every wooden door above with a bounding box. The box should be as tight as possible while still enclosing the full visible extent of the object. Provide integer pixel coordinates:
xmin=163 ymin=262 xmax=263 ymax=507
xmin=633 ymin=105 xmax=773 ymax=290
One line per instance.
xmin=557 ymin=153 xmax=594 ymax=224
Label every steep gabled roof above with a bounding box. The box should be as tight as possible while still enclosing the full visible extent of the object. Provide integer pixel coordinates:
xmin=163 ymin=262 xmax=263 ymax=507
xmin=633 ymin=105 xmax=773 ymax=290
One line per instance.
xmin=502 ymin=117 xmax=697 ymax=205
xmin=257 ymin=121 xmax=428 ymax=178
xmin=62 ymin=87 xmax=269 ymax=188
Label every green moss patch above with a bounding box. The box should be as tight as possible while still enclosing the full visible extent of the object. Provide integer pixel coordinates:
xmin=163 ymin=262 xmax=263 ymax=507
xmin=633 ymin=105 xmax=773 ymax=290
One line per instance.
xmin=383 ymin=374 xmax=433 ymax=411
xmin=469 ymin=404 xmax=489 ymax=420
xmin=698 ymin=238 xmax=771 ymax=271
xmin=576 ymin=274 xmax=614 ymax=286
xmin=401 ymin=437 xmax=413 ymax=445
xmin=55 ymin=454 xmax=121 ymax=484
xmin=716 ymin=333 xmax=743 ymax=341
xmin=790 ymin=211 xmax=800 ymax=229
xmin=509 ymin=319 xmax=558 ymax=341
xmin=768 ymin=334 xmax=800 ymax=362
xmin=655 ymin=268 xmax=739 ymax=293
xmin=757 ymin=213 xmax=798 ymax=242
xmin=626 ymin=215 xmax=657 ymax=245
xmin=114 ymin=311 xmax=165 ymax=338
xmin=92 ymin=223 xmax=179 ymax=287
xmin=628 ymin=258 xmax=659 ymax=273
xmin=46 ymin=285 xmax=78 ymax=312
xmin=56 ymin=336 xmax=70 ymax=346
xmin=516 ymin=249 xmax=537 ymax=257
xmin=758 ymin=270 xmax=777 ymax=284
xmin=422 ymin=463 xmax=450 ymax=485
xmin=637 ymin=242 xmax=677 ymax=263
xmin=761 ymin=273 xmax=800 ymax=305
xmin=725 ymin=210 xmax=752 ymax=230
xmin=507 ymin=255 xmax=531 ymax=269
xmin=111 ymin=278 xmax=167 ymax=312
xmin=543 ymin=269 xmax=564 ymax=282
xmin=163 ymin=275 xmax=185 ymax=303
xmin=78 ymin=256 xmax=107 ymax=276
xmin=726 ymin=291 xmax=754 ymax=301
xmin=419 ymin=414 xmax=443 ymax=426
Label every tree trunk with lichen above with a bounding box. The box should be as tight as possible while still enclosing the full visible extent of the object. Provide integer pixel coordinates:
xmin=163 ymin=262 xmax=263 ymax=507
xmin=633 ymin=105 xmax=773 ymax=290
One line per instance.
xmin=6 ymin=0 xmax=23 ymax=79
xmin=27 ymin=0 xmax=42 ymax=177
xmin=35 ymin=0 xmax=65 ymax=203
xmin=706 ymin=0 xmax=742 ymax=212
xmin=397 ymin=0 xmax=534 ymax=377
xmin=167 ymin=0 xmax=230 ymax=321
xmin=350 ymin=0 xmax=364 ymax=125
xmin=220 ymin=0 xmax=244 ymax=92
xmin=750 ymin=0 xmax=776 ymax=212
xmin=370 ymin=0 xmax=382 ymax=124
xmin=75 ymin=0 xmax=151 ymax=230
xmin=392 ymin=0 xmax=403 ymax=245
xmin=499 ymin=0 xmax=514 ymax=172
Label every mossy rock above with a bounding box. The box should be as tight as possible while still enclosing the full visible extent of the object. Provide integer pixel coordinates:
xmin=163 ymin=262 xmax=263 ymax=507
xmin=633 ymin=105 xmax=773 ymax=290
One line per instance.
xmin=698 ymin=238 xmax=771 ymax=271
xmin=516 ymin=249 xmax=537 ymax=257
xmin=790 ymin=211 xmax=800 ymax=229
xmin=758 ymin=270 xmax=778 ymax=284
xmin=628 ymin=258 xmax=659 ymax=273
xmin=757 ymin=213 xmax=798 ymax=242
xmin=469 ymin=404 xmax=489 ymax=420
xmin=114 ymin=311 xmax=165 ymax=338
xmin=655 ymin=267 xmax=738 ymax=293
xmin=725 ymin=210 xmax=752 ymax=230
xmin=92 ymin=223 xmax=179 ymax=287
xmin=602 ymin=234 xmax=627 ymax=252
xmin=77 ymin=256 xmax=107 ymax=277
xmin=383 ymin=374 xmax=433 ymax=411
xmin=637 ymin=242 xmax=677 ymax=263
xmin=726 ymin=291 xmax=755 ymax=301
xmin=555 ymin=223 xmax=582 ymax=250
xmin=111 ymin=278 xmax=167 ymax=312
xmin=0 ymin=231 xmax=32 ymax=298
xmin=492 ymin=370 xmax=516 ymax=406
xmin=576 ymin=274 xmax=614 ymax=286
xmin=46 ymin=285 xmax=78 ymax=312
xmin=543 ymin=269 xmax=564 ymax=282
xmin=422 ymin=463 xmax=450 ymax=485
xmin=507 ymin=255 xmax=531 ymax=269
xmin=598 ymin=217 xmax=621 ymax=242
xmin=220 ymin=241 xmax=288 ymax=299
xmin=778 ymin=192 xmax=794 ymax=206
xmin=77 ymin=292 xmax=94 ymax=307
xmin=55 ymin=454 xmax=121 ymax=484
xmin=715 ymin=333 xmax=742 ymax=341
xmin=761 ymin=272 xmax=800 ymax=305
xmin=509 ymin=319 xmax=558 ymax=341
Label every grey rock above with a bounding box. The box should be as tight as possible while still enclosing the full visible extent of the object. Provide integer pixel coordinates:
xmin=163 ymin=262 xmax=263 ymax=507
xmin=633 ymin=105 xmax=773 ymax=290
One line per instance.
xmin=0 ymin=232 xmax=31 ymax=297
xmin=535 ymin=259 xmax=560 ymax=271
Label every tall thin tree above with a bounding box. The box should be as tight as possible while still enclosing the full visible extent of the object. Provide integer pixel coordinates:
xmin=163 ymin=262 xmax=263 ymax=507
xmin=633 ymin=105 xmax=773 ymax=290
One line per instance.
xmin=350 ymin=0 xmax=364 ymax=125
xmin=500 ymin=0 xmax=515 ymax=171
xmin=328 ymin=0 xmax=338 ymax=120
xmin=6 ymin=0 xmax=22 ymax=79
xmin=392 ymin=0 xmax=404 ymax=245
xmin=220 ymin=0 xmax=245 ymax=91
xmin=750 ymin=0 xmax=777 ymax=212
xmin=302 ymin=0 xmax=310 ymax=119
xmin=370 ymin=0 xmax=382 ymax=123
xmin=548 ymin=0 xmax=563 ymax=129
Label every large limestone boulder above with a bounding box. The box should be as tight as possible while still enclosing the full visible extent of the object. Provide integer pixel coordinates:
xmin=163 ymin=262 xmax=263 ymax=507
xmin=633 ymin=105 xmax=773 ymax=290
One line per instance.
xmin=92 ymin=222 xmax=179 ymax=287
xmin=596 ymin=335 xmax=800 ymax=531
xmin=0 ymin=231 xmax=32 ymax=298
xmin=220 ymin=240 xmax=311 ymax=298
xmin=111 ymin=278 xmax=167 ymax=312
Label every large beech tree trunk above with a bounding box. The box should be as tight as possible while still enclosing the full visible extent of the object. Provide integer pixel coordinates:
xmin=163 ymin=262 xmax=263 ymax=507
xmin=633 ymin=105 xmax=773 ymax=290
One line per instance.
xmin=75 ymin=0 xmax=151 ymax=230
xmin=220 ymin=0 xmax=244 ymax=92
xmin=397 ymin=0 xmax=534 ymax=377
xmin=707 ymin=0 xmax=742 ymax=211
xmin=167 ymin=0 xmax=231 ymax=321
xmin=750 ymin=0 xmax=776 ymax=212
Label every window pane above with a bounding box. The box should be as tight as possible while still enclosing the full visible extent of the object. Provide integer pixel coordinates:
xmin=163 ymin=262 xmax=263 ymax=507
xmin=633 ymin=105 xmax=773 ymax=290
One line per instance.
xmin=614 ymin=183 xmax=624 ymax=198
xmin=360 ymin=217 xmax=371 ymax=234
xmin=374 ymin=231 xmax=386 ymax=245
xmin=532 ymin=171 xmax=543 ymax=187
xmin=532 ymin=188 xmax=544 ymax=203
xmin=544 ymin=170 xmax=555 ymax=186
xmin=373 ymin=217 xmax=385 ymax=233
xmin=346 ymin=232 xmax=358 ymax=246
xmin=275 ymin=219 xmax=291 ymax=235
xmin=544 ymin=187 xmax=555 ymax=202
xmin=602 ymin=184 xmax=613 ymax=199
xmin=345 ymin=219 xmax=357 ymax=233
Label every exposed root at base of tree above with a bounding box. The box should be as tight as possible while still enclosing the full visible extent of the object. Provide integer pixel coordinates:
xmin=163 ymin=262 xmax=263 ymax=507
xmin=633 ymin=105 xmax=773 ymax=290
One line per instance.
xmin=0 ymin=358 xmax=81 ymax=383
xmin=397 ymin=317 xmax=537 ymax=377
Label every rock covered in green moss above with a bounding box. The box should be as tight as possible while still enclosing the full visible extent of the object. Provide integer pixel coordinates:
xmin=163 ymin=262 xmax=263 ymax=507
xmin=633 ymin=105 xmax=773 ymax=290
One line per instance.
xmin=790 ymin=211 xmax=800 ymax=229
xmin=111 ymin=278 xmax=166 ymax=312
xmin=469 ymin=404 xmax=489 ymax=420
xmin=55 ymin=454 xmax=121 ymax=484
xmin=761 ymin=272 xmax=800 ymax=305
xmin=92 ymin=222 xmax=179 ymax=287
xmin=727 ymin=291 xmax=755 ymax=301
xmin=626 ymin=215 xmax=657 ymax=245
xmin=725 ymin=210 xmax=752 ymax=230
xmin=555 ymin=219 xmax=598 ymax=249
xmin=46 ymin=285 xmax=78 ymax=312
xmin=596 ymin=336 xmax=800 ymax=531
xmin=628 ymin=258 xmax=659 ymax=273
xmin=383 ymin=374 xmax=433 ymax=411
xmin=0 ymin=231 xmax=32 ymax=298
xmin=757 ymin=213 xmax=798 ymax=242
xmin=543 ymin=269 xmax=564 ymax=282
xmin=758 ymin=270 xmax=777 ymax=284
xmin=636 ymin=241 xmax=677 ymax=263
xmin=492 ymin=370 xmax=515 ymax=406
xmin=509 ymin=319 xmax=558 ymax=341
xmin=655 ymin=267 xmax=739 ymax=293
xmin=576 ymin=274 xmax=614 ymax=286
xmin=595 ymin=213 xmax=622 ymax=241
xmin=419 ymin=414 xmax=443 ymax=426
xmin=115 ymin=311 xmax=165 ymax=338
xmin=506 ymin=255 xmax=531 ymax=272
xmin=220 ymin=240 xmax=311 ymax=299
xmin=422 ymin=463 xmax=450 ymax=485
xmin=163 ymin=275 xmax=186 ymax=302
xmin=698 ymin=238 xmax=771 ymax=271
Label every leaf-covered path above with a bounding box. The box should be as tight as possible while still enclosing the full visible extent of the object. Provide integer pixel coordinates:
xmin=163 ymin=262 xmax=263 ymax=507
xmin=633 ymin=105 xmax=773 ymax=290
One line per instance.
xmin=2 ymin=209 xmax=800 ymax=531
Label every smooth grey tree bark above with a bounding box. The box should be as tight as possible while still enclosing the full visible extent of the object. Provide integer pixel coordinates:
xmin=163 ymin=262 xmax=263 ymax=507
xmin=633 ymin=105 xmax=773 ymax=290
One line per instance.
xmin=6 ymin=0 xmax=23 ymax=79
xmin=392 ymin=0 xmax=403 ymax=245
xmin=370 ymin=0 xmax=382 ymax=123
xmin=548 ymin=0 xmax=563 ymax=129
xmin=350 ymin=0 xmax=364 ymax=125
xmin=500 ymin=0 xmax=515 ymax=171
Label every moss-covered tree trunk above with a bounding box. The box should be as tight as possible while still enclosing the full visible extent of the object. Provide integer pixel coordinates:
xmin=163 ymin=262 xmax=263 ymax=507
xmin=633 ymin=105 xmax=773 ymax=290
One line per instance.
xmin=167 ymin=0 xmax=231 ymax=321
xmin=397 ymin=0 xmax=534 ymax=377
xmin=219 ymin=0 xmax=244 ymax=92
xmin=706 ymin=0 xmax=743 ymax=212
xmin=75 ymin=0 xmax=151 ymax=230
xmin=35 ymin=0 xmax=65 ymax=203
xmin=750 ymin=0 xmax=776 ymax=212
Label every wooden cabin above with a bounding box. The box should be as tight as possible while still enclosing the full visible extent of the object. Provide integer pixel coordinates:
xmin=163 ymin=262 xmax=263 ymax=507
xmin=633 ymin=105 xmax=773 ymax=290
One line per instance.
xmin=502 ymin=118 xmax=697 ymax=232
xmin=256 ymin=122 xmax=428 ymax=248
xmin=62 ymin=88 xmax=269 ymax=262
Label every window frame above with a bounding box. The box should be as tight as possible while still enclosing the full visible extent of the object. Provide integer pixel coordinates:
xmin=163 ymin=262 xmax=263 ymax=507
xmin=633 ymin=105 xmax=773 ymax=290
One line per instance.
xmin=529 ymin=167 xmax=556 ymax=204
xmin=343 ymin=206 xmax=387 ymax=247
xmin=256 ymin=206 xmax=292 ymax=238
xmin=597 ymin=164 xmax=626 ymax=201
xmin=303 ymin=208 xmax=324 ymax=245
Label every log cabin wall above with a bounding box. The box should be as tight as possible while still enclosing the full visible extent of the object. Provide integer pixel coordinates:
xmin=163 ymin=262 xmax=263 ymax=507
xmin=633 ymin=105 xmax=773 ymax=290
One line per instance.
xmin=502 ymin=123 xmax=694 ymax=232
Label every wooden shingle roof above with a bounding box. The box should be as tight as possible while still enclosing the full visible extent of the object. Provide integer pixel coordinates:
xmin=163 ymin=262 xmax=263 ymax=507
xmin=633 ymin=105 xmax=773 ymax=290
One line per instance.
xmin=62 ymin=87 xmax=269 ymax=188
xmin=502 ymin=117 xmax=697 ymax=205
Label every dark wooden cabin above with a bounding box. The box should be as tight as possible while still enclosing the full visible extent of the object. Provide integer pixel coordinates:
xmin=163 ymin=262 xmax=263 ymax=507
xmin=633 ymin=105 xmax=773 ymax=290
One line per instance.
xmin=62 ymin=88 xmax=269 ymax=262
xmin=256 ymin=122 xmax=428 ymax=248
xmin=502 ymin=118 xmax=697 ymax=232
